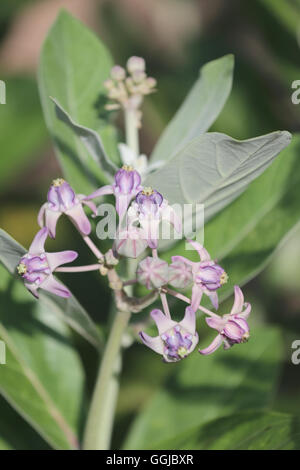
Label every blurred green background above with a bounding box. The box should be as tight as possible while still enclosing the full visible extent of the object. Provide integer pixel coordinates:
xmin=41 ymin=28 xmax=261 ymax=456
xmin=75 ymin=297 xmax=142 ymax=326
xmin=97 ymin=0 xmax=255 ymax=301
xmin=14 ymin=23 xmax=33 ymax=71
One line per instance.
xmin=0 ymin=0 xmax=300 ymax=449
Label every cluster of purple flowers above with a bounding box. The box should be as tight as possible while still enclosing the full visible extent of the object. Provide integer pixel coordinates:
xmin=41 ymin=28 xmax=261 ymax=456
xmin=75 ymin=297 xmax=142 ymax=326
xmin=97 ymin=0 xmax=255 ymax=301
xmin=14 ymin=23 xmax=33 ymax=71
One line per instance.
xmin=16 ymin=164 xmax=250 ymax=362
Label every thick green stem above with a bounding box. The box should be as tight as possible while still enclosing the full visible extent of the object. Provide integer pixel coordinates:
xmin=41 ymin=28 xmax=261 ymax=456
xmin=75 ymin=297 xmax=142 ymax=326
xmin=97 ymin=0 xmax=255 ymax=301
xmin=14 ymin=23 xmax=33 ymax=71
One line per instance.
xmin=83 ymin=310 xmax=130 ymax=450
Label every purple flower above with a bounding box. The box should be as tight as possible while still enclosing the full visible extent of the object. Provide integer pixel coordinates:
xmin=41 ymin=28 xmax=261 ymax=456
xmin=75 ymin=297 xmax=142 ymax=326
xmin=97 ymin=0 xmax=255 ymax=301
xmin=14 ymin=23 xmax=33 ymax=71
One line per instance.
xmin=172 ymin=239 xmax=228 ymax=311
xmin=16 ymin=227 xmax=78 ymax=299
xmin=139 ymin=306 xmax=198 ymax=362
xmin=87 ymin=166 xmax=142 ymax=220
xmin=137 ymin=256 xmax=169 ymax=289
xmin=199 ymin=286 xmax=251 ymax=355
xmin=38 ymin=178 xmax=97 ymax=238
xmin=128 ymin=187 xmax=182 ymax=249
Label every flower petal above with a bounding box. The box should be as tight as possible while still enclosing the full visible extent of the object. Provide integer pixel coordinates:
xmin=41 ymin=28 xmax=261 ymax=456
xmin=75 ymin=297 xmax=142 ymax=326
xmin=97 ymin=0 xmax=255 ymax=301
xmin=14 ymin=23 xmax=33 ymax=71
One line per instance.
xmin=223 ymin=320 xmax=244 ymax=341
xmin=41 ymin=275 xmax=71 ymax=298
xmin=139 ymin=332 xmax=164 ymax=355
xmin=37 ymin=203 xmax=47 ymax=228
xmin=115 ymin=194 xmax=131 ymax=220
xmin=230 ymin=285 xmax=244 ymax=315
xmin=86 ymin=185 xmax=114 ymax=200
xmin=199 ymin=334 xmax=223 ymax=355
xmin=161 ymin=204 xmax=182 ymax=233
xmin=208 ymin=291 xmax=219 ymax=310
xmin=179 ymin=306 xmax=196 ymax=335
xmin=24 ymin=282 xmax=39 ymax=299
xmin=66 ymin=204 xmax=91 ymax=235
xmin=150 ymin=309 xmax=177 ymax=335
xmin=206 ymin=315 xmax=225 ymax=332
xmin=240 ymin=302 xmax=251 ymax=319
xmin=80 ymin=198 xmax=98 ymax=217
xmin=45 ymin=209 xmax=61 ymax=239
xmin=187 ymin=239 xmax=211 ymax=261
xmin=28 ymin=227 xmax=49 ymax=254
xmin=191 ymin=284 xmax=203 ymax=312
xmin=46 ymin=251 xmax=78 ymax=272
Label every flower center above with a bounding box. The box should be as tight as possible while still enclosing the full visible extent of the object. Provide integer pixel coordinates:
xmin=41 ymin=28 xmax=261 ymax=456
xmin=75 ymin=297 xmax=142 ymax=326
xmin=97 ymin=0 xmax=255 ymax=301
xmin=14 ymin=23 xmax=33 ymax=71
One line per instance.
xmin=122 ymin=165 xmax=134 ymax=172
xmin=220 ymin=271 xmax=228 ymax=285
xmin=177 ymin=346 xmax=188 ymax=358
xmin=241 ymin=332 xmax=250 ymax=343
xmin=142 ymin=187 xmax=154 ymax=196
xmin=52 ymin=178 xmax=65 ymax=187
xmin=17 ymin=263 xmax=27 ymax=275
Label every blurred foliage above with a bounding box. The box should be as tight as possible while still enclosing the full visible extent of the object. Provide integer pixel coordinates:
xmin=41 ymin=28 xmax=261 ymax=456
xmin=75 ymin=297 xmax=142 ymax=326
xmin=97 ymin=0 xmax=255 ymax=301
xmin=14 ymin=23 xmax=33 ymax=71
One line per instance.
xmin=0 ymin=0 xmax=300 ymax=450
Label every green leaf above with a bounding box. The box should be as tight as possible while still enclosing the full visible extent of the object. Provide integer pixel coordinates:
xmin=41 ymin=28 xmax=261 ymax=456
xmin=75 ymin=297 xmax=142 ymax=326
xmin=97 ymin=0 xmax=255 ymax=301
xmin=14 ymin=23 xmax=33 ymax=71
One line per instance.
xmin=0 ymin=267 xmax=85 ymax=449
xmin=156 ymin=411 xmax=300 ymax=450
xmin=146 ymin=131 xmax=291 ymax=231
xmin=0 ymin=76 xmax=47 ymax=193
xmin=0 ymin=228 xmax=102 ymax=349
xmin=164 ymin=134 xmax=300 ymax=303
xmin=38 ymin=10 xmax=118 ymax=194
xmin=0 ymin=394 xmax=50 ymax=450
xmin=52 ymin=97 xmax=117 ymax=181
xmin=124 ymin=326 xmax=282 ymax=449
xmin=150 ymin=55 xmax=234 ymax=163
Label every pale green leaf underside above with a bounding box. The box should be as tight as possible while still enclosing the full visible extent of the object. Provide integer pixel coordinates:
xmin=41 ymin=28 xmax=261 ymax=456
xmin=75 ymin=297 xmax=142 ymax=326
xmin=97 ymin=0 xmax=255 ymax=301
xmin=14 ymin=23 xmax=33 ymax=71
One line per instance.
xmin=52 ymin=97 xmax=117 ymax=181
xmin=146 ymin=131 xmax=292 ymax=227
xmin=150 ymin=54 xmax=234 ymax=162
xmin=124 ymin=327 xmax=282 ymax=449
xmin=0 ymin=229 xmax=101 ymax=349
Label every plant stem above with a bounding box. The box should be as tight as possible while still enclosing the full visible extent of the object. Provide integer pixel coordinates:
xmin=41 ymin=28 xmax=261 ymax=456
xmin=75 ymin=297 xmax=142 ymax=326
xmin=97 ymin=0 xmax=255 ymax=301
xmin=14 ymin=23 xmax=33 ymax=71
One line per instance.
xmin=82 ymin=235 xmax=103 ymax=260
xmin=163 ymin=287 xmax=219 ymax=318
xmin=125 ymin=109 xmax=139 ymax=156
xmin=82 ymin=309 xmax=130 ymax=450
xmin=55 ymin=264 xmax=101 ymax=273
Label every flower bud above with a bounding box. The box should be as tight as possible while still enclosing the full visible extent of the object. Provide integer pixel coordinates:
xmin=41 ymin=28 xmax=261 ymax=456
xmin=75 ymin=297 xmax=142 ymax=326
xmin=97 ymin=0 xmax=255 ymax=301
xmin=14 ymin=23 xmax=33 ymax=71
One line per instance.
xmin=111 ymin=65 xmax=126 ymax=81
xmin=168 ymin=260 xmax=193 ymax=289
xmin=127 ymin=56 xmax=145 ymax=74
xmin=137 ymin=256 xmax=169 ymax=289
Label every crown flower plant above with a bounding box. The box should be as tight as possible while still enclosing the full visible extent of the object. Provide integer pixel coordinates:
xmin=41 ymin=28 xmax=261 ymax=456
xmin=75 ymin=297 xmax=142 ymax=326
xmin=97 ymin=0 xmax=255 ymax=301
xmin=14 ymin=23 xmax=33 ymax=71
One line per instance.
xmin=0 ymin=12 xmax=294 ymax=451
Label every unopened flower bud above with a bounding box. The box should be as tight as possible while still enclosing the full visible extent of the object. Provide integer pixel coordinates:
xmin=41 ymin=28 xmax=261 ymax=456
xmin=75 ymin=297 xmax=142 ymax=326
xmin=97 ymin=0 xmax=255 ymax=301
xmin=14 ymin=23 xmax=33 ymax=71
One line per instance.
xmin=127 ymin=56 xmax=145 ymax=74
xmin=137 ymin=256 xmax=169 ymax=290
xmin=168 ymin=260 xmax=193 ymax=289
xmin=111 ymin=65 xmax=126 ymax=81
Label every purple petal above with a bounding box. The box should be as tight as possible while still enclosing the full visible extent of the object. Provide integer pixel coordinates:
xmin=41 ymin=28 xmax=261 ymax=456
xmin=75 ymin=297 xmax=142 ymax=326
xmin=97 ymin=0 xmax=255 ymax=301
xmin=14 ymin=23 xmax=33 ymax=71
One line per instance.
xmin=45 ymin=209 xmax=61 ymax=238
xmin=59 ymin=182 xmax=76 ymax=210
xmin=191 ymin=284 xmax=203 ymax=312
xmin=115 ymin=194 xmax=131 ymax=220
xmin=47 ymin=185 xmax=60 ymax=209
xmin=199 ymin=334 xmax=223 ymax=355
xmin=240 ymin=302 xmax=251 ymax=319
xmin=223 ymin=320 xmax=244 ymax=342
xmin=66 ymin=204 xmax=91 ymax=235
xmin=86 ymin=185 xmax=114 ymax=200
xmin=209 ymin=291 xmax=219 ymax=310
xmin=80 ymin=198 xmax=98 ymax=217
xmin=206 ymin=315 xmax=225 ymax=332
xmin=28 ymin=227 xmax=48 ymax=254
xmin=179 ymin=306 xmax=196 ymax=335
xmin=46 ymin=251 xmax=78 ymax=272
xmin=37 ymin=203 xmax=47 ymax=228
xmin=187 ymin=239 xmax=211 ymax=261
xmin=150 ymin=309 xmax=177 ymax=335
xmin=232 ymin=316 xmax=249 ymax=334
xmin=161 ymin=205 xmax=182 ymax=233
xmin=41 ymin=275 xmax=71 ymax=298
xmin=230 ymin=285 xmax=244 ymax=315
xmin=24 ymin=283 xmax=39 ymax=299
xmin=139 ymin=332 xmax=164 ymax=355
xmin=171 ymin=255 xmax=194 ymax=267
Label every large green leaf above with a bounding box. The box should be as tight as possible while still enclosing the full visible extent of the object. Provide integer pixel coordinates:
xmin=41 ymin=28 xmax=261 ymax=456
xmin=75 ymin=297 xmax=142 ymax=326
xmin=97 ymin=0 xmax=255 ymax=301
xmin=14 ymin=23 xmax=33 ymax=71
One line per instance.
xmin=156 ymin=411 xmax=300 ymax=450
xmin=150 ymin=55 xmax=234 ymax=162
xmin=146 ymin=131 xmax=291 ymax=233
xmin=52 ymin=98 xmax=117 ymax=180
xmin=124 ymin=326 xmax=282 ymax=449
xmin=0 ymin=267 xmax=85 ymax=449
xmin=38 ymin=10 xmax=118 ymax=194
xmin=0 ymin=396 xmax=50 ymax=450
xmin=167 ymin=134 xmax=300 ymax=305
xmin=0 ymin=76 xmax=47 ymax=193
xmin=0 ymin=228 xmax=102 ymax=349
